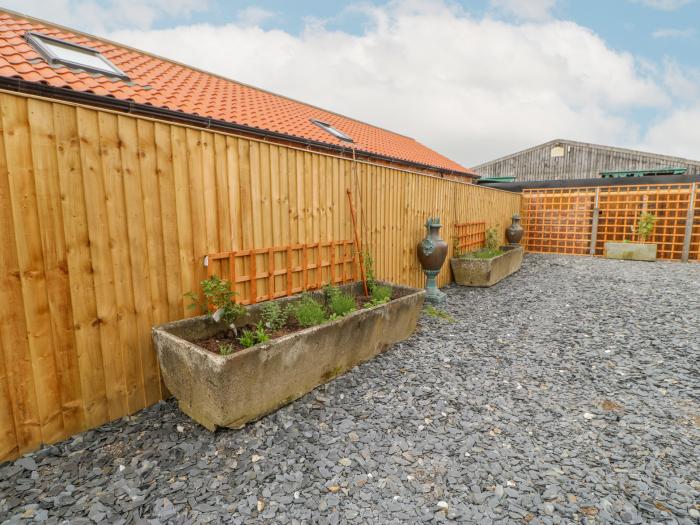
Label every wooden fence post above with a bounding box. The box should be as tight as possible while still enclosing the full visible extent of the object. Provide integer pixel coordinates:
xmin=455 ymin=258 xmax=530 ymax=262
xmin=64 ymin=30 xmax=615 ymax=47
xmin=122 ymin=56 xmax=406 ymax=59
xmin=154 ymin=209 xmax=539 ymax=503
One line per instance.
xmin=681 ymin=183 xmax=697 ymax=262
xmin=589 ymin=188 xmax=600 ymax=256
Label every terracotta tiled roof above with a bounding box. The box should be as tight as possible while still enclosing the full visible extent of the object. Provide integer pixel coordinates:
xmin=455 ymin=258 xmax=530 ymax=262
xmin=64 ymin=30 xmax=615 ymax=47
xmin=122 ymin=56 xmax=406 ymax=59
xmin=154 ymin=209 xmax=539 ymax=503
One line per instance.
xmin=0 ymin=10 xmax=472 ymax=175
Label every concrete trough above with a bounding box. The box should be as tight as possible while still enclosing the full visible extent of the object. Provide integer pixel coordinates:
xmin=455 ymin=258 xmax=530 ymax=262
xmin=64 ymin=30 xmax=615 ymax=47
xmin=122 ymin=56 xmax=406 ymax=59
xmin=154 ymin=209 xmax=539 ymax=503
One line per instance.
xmin=152 ymin=282 xmax=424 ymax=430
xmin=604 ymin=242 xmax=657 ymax=262
xmin=450 ymin=245 xmax=524 ymax=287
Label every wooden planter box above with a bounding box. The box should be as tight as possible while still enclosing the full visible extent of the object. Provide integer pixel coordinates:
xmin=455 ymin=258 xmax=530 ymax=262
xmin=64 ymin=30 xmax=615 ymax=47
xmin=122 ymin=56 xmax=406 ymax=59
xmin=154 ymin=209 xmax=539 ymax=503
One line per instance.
xmin=450 ymin=245 xmax=523 ymax=287
xmin=604 ymin=242 xmax=657 ymax=261
xmin=152 ymin=282 xmax=424 ymax=430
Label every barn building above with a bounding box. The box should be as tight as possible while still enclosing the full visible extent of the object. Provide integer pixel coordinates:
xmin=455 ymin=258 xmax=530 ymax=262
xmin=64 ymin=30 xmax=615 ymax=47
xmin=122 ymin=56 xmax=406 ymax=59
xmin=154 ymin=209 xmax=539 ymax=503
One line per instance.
xmin=472 ymin=139 xmax=700 ymax=183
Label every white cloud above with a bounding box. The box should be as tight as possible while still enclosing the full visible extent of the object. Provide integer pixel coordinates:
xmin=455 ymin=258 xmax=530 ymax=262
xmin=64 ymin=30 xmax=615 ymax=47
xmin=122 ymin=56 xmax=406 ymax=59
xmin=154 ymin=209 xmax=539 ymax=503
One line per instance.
xmin=0 ymin=0 xmax=209 ymax=33
xmin=652 ymin=27 xmax=696 ymax=38
xmin=235 ymin=6 xmax=277 ymax=27
xmin=489 ymin=0 xmax=558 ymax=21
xmin=630 ymin=0 xmax=693 ymax=10
xmin=102 ymin=1 xmax=669 ymax=166
xmin=638 ymin=104 xmax=700 ymax=158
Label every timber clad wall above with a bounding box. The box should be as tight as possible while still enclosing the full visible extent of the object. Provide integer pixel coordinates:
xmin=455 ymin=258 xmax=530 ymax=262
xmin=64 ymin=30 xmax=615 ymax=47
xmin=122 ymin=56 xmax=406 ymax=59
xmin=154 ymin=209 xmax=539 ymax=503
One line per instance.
xmin=0 ymin=91 xmax=520 ymax=461
xmin=473 ymin=139 xmax=700 ymax=182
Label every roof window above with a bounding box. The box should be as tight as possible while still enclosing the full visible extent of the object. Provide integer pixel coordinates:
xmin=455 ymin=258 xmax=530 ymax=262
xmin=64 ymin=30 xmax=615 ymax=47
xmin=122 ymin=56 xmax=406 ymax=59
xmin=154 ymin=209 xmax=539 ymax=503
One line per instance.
xmin=311 ymin=119 xmax=353 ymax=142
xmin=25 ymin=32 xmax=129 ymax=81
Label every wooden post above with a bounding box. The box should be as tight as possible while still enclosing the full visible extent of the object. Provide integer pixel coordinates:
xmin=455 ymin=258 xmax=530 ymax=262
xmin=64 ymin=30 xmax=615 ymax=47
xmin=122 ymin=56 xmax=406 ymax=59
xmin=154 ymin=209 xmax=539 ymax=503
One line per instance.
xmin=681 ymin=183 xmax=697 ymax=262
xmin=589 ymin=188 xmax=600 ymax=256
xmin=347 ymin=189 xmax=369 ymax=296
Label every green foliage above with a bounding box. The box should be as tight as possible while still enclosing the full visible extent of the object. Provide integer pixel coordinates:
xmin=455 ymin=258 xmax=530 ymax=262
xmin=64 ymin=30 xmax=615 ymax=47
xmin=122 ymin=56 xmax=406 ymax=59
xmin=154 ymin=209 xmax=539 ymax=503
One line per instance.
xmin=238 ymin=322 xmax=269 ymax=348
xmin=637 ymin=212 xmax=657 ymax=242
xmin=238 ymin=329 xmax=256 ymax=348
xmin=260 ymin=301 xmax=287 ymax=331
xmin=219 ymin=343 xmax=234 ymax=356
xmin=485 ymin=226 xmax=500 ymax=252
xmin=424 ymin=305 xmax=455 ymax=323
xmin=289 ymin=294 xmax=327 ymax=327
xmin=186 ymin=275 xmax=244 ymax=328
xmin=365 ymin=283 xmax=392 ymax=307
xmin=468 ymin=247 xmax=504 ymax=259
xmin=324 ymin=285 xmax=357 ymax=317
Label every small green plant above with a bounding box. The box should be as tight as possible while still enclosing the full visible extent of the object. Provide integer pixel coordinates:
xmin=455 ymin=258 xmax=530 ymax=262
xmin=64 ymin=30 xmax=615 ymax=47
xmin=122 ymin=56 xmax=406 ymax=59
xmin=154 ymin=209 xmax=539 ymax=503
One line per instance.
xmin=238 ymin=322 xmax=269 ymax=348
xmin=362 ymin=251 xmax=377 ymax=294
xmin=637 ymin=212 xmax=657 ymax=242
xmin=366 ymin=283 xmax=392 ymax=307
xmin=219 ymin=343 xmax=234 ymax=356
xmin=324 ymin=285 xmax=357 ymax=317
xmin=289 ymin=294 xmax=326 ymax=327
xmin=260 ymin=301 xmax=287 ymax=331
xmin=485 ymin=226 xmax=499 ymax=252
xmin=238 ymin=329 xmax=256 ymax=348
xmin=424 ymin=305 xmax=455 ymax=323
xmin=185 ymin=275 xmax=244 ymax=333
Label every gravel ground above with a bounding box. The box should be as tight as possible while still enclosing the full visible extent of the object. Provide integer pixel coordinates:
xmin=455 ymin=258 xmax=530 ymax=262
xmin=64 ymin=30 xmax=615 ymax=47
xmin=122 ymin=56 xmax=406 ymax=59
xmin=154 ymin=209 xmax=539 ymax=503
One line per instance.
xmin=1 ymin=254 xmax=699 ymax=525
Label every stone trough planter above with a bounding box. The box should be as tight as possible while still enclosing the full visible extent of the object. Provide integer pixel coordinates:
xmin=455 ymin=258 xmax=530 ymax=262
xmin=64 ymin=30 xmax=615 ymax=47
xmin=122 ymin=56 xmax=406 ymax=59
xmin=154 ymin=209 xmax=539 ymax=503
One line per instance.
xmin=450 ymin=245 xmax=523 ymax=287
xmin=604 ymin=241 xmax=657 ymax=262
xmin=152 ymin=282 xmax=424 ymax=430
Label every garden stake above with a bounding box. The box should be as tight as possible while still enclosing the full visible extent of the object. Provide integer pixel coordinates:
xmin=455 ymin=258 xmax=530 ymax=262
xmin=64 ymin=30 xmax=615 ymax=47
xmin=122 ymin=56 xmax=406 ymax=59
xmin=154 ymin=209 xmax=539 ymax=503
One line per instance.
xmin=347 ymin=189 xmax=369 ymax=297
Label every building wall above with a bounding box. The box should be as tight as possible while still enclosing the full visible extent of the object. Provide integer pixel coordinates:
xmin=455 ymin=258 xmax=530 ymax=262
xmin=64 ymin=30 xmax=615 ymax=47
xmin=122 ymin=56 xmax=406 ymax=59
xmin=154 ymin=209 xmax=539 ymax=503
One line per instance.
xmin=473 ymin=140 xmax=700 ymax=182
xmin=0 ymin=90 xmax=520 ymax=461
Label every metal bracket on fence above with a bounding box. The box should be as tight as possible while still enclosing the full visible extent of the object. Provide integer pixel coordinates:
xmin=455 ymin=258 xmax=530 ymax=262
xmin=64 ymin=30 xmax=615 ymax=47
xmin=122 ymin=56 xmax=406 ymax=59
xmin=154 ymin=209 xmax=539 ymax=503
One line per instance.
xmin=589 ymin=188 xmax=600 ymax=256
xmin=681 ymin=182 xmax=697 ymax=262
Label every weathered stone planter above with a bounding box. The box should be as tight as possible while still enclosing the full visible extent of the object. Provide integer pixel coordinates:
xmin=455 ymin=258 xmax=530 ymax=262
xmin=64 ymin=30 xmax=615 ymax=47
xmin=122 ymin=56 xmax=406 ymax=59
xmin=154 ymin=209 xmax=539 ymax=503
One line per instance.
xmin=604 ymin=242 xmax=657 ymax=261
xmin=450 ymin=245 xmax=523 ymax=287
xmin=152 ymin=282 xmax=424 ymax=430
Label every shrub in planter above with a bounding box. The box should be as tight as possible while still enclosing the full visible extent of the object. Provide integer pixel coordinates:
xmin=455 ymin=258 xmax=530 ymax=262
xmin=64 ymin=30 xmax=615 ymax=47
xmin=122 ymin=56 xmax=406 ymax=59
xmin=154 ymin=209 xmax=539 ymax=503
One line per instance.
xmin=605 ymin=212 xmax=658 ymax=262
xmin=153 ymin=281 xmax=424 ymax=430
xmin=450 ymin=226 xmax=523 ymax=287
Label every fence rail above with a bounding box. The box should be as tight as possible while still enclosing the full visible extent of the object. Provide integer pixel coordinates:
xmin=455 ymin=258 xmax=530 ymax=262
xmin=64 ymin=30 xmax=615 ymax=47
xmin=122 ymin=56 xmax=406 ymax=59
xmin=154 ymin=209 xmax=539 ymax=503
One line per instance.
xmin=521 ymin=183 xmax=700 ymax=261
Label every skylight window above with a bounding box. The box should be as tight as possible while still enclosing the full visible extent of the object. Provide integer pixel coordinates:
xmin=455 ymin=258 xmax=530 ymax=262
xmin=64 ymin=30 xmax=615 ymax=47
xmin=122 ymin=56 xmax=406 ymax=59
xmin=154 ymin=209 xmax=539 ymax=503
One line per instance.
xmin=25 ymin=32 xmax=129 ymax=81
xmin=311 ymin=119 xmax=353 ymax=143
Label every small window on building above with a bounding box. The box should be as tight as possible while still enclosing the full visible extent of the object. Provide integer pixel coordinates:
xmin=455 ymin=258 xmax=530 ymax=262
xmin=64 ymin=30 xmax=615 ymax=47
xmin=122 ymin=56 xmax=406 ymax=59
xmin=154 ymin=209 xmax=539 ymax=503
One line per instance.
xmin=550 ymin=145 xmax=565 ymax=158
xmin=311 ymin=119 xmax=353 ymax=142
xmin=25 ymin=32 xmax=129 ymax=81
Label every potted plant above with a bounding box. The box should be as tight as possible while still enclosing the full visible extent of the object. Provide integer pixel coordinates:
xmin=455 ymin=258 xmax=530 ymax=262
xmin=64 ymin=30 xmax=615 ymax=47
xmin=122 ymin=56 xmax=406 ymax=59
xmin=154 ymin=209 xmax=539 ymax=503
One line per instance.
xmin=152 ymin=275 xmax=424 ymax=430
xmin=605 ymin=212 xmax=658 ymax=261
xmin=450 ymin=226 xmax=524 ymax=287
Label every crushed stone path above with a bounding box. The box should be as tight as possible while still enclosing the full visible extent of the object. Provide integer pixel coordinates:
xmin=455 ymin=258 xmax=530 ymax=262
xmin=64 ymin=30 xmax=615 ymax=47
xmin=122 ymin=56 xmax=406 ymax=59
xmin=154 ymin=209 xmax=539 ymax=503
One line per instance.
xmin=1 ymin=254 xmax=699 ymax=524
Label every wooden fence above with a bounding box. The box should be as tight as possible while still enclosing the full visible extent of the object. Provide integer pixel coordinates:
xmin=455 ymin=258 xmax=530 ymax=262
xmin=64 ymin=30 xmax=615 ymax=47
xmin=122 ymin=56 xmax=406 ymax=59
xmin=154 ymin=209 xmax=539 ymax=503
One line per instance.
xmin=521 ymin=183 xmax=700 ymax=260
xmin=0 ymin=90 xmax=521 ymax=461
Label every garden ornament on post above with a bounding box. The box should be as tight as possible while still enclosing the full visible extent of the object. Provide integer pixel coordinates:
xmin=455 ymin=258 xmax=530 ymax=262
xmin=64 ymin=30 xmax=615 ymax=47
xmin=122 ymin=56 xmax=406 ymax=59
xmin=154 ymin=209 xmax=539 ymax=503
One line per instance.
xmin=417 ymin=217 xmax=448 ymax=303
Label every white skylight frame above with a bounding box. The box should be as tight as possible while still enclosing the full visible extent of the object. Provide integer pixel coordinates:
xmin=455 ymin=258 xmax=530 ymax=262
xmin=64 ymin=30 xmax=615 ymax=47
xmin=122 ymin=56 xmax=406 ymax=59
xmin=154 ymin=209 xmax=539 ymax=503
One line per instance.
xmin=311 ymin=119 xmax=353 ymax=143
xmin=25 ymin=32 xmax=129 ymax=81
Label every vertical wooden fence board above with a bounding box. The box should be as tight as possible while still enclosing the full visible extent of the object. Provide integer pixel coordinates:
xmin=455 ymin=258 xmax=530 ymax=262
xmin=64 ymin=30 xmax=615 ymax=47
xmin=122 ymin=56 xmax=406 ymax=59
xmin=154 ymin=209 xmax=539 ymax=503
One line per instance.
xmin=137 ymin=120 xmax=168 ymax=327
xmin=26 ymin=98 xmax=84 ymax=437
xmin=0 ymin=103 xmax=42 ymax=456
xmin=170 ymin=126 xmax=195 ymax=316
xmin=154 ymin=122 xmax=183 ymax=321
xmin=53 ymin=103 xmax=109 ymax=428
xmin=98 ymin=111 xmax=145 ymax=413
xmin=118 ymin=116 xmax=160 ymax=406
xmin=76 ymin=107 xmax=127 ymax=421
xmin=1 ymin=96 xmax=64 ymax=443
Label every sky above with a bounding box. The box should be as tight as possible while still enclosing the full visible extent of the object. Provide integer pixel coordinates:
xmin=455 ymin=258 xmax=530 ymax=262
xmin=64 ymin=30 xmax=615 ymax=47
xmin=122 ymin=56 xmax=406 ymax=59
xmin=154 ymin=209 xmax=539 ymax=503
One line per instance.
xmin=1 ymin=0 xmax=699 ymax=168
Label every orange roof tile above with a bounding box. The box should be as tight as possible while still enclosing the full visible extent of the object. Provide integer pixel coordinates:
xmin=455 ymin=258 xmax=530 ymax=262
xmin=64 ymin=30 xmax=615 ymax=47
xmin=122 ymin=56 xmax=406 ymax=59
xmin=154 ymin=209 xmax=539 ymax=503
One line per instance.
xmin=0 ymin=10 xmax=472 ymax=175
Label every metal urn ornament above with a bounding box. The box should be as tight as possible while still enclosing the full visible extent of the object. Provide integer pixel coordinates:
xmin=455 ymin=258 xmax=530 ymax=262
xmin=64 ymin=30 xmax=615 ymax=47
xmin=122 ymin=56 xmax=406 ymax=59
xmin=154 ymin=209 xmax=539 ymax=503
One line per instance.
xmin=506 ymin=214 xmax=524 ymax=244
xmin=417 ymin=217 xmax=448 ymax=303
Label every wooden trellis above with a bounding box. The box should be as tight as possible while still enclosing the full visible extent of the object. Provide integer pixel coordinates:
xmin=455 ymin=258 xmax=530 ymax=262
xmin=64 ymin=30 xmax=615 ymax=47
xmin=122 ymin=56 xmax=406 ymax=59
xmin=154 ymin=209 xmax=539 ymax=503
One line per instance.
xmin=206 ymin=240 xmax=357 ymax=304
xmin=521 ymin=183 xmax=700 ymax=261
xmin=454 ymin=221 xmax=486 ymax=254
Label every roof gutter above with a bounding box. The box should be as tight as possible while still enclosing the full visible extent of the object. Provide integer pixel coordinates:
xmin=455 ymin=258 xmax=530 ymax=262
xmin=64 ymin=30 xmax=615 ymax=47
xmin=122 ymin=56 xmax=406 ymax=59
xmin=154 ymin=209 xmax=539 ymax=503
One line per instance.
xmin=0 ymin=76 xmax=474 ymax=178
